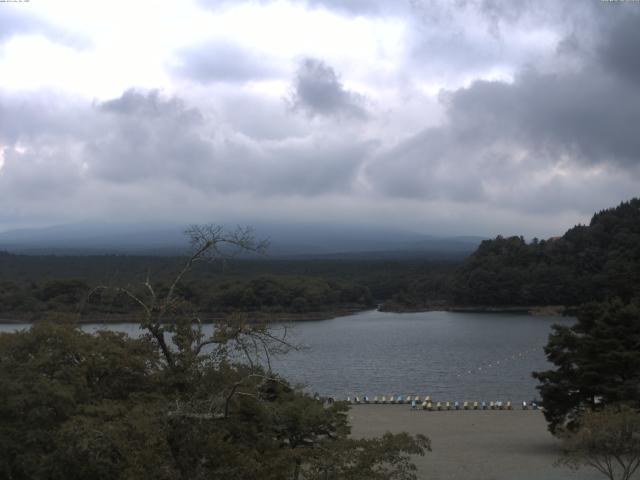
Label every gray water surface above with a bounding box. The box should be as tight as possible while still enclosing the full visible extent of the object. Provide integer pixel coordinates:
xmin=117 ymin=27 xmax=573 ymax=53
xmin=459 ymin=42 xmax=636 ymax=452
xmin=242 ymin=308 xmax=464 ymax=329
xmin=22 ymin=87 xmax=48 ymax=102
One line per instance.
xmin=1 ymin=310 xmax=573 ymax=402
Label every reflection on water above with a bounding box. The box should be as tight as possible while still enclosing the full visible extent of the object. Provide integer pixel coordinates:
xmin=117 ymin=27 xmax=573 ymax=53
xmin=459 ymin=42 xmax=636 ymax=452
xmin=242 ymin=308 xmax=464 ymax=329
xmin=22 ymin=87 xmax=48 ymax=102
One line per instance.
xmin=0 ymin=310 xmax=574 ymax=401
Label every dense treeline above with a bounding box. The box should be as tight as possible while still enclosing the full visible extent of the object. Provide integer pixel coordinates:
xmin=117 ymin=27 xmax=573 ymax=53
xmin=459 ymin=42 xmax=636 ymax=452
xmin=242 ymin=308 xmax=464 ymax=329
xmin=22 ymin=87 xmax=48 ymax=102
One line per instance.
xmin=0 ymin=275 xmax=375 ymax=320
xmin=4 ymin=198 xmax=637 ymax=316
xmin=452 ymin=199 xmax=640 ymax=306
xmin=384 ymin=199 xmax=640 ymax=310
xmin=0 ymin=251 xmax=457 ymax=319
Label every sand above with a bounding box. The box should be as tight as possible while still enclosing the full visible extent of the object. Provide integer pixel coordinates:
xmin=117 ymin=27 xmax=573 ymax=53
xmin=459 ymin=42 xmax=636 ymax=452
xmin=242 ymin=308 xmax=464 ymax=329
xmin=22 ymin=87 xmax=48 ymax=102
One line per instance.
xmin=348 ymin=405 xmax=605 ymax=480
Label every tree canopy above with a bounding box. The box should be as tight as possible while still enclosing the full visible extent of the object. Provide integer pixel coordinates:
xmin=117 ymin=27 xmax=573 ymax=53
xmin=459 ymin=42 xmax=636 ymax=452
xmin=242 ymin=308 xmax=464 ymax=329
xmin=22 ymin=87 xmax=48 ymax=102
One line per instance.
xmin=533 ymin=298 xmax=640 ymax=434
xmin=557 ymin=405 xmax=640 ymax=480
xmin=0 ymin=225 xmax=430 ymax=479
xmin=452 ymin=198 xmax=640 ymax=307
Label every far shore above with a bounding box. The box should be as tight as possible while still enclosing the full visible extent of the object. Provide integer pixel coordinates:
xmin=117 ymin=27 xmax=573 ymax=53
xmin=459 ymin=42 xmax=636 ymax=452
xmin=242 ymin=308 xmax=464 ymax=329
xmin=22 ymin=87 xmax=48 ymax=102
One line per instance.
xmin=380 ymin=304 xmax=573 ymax=316
xmin=349 ymin=405 xmax=599 ymax=480
xmin=0 ymin=307 xmax=371 ymax=325
xmin=0 ymin=304 xmax=576 ymax=324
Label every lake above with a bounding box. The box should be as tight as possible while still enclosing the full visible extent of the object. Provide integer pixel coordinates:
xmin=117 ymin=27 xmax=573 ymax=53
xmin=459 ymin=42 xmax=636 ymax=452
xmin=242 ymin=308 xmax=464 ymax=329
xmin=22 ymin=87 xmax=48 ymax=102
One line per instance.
xmin=0 ymin=310 xmax=573 ymax=402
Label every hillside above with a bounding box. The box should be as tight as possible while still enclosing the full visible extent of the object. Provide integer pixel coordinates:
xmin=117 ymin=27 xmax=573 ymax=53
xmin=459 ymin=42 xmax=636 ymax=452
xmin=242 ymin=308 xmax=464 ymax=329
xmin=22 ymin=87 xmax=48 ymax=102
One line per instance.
xmin=451 ymin=199 xmax=640 ymax=307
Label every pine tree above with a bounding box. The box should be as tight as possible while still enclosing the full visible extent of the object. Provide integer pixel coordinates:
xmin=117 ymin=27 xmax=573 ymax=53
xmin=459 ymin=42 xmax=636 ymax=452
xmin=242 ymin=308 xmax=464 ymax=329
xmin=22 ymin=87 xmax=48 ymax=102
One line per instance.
xmin=533 ymin=298 xmax=640 ymax=433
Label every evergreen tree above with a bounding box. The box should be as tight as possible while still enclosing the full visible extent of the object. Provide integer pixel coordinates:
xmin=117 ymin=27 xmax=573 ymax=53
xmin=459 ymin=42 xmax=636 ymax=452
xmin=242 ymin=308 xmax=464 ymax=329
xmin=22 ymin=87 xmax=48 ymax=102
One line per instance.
xmin=533 ymin=298 xmax=640 ymax=434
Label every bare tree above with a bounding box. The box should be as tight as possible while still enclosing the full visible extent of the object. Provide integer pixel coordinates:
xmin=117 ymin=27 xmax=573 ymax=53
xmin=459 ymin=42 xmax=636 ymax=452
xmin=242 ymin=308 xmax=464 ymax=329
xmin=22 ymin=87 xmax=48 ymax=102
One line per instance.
xmin=91 ymin=224 xmax=293 ymax=377
xmin=557 ymin=405 xmax=640 ymax=480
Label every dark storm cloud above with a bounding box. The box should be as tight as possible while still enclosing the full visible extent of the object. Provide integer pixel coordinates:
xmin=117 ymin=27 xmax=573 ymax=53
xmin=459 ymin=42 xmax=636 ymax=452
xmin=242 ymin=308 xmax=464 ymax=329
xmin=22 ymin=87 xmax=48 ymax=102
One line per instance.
xmin=366 ymin=6 xmax=640 ymax=207
xmin=447 ymin=67 xmax=640 ymax=167
xmin=173 ymin=41 xmax=279 ymax=84
xmin=598 ymin=13 xmax=640 ymax=86
xmin=289 ymin=58 xmax=368 ymax=119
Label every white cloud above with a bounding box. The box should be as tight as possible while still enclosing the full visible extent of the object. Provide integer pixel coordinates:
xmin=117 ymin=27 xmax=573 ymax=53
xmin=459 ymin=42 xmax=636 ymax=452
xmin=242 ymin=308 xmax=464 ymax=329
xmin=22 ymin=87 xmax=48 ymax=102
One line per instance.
xmin=0 ymin=0 xmax=638 ymax=236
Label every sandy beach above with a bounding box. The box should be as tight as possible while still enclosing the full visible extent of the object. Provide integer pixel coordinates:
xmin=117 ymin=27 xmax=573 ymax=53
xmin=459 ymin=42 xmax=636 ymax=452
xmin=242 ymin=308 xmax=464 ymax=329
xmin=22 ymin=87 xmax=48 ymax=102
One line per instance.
xmin=349 ymin=405 xmax=604 ymax=480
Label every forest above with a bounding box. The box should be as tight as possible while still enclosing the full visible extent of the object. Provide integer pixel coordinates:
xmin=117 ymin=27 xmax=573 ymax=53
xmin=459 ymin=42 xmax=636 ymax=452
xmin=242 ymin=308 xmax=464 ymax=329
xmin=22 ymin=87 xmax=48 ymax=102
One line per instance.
xmin=387 ymin=199 xmax=640 ymax=310
xmin=1 ymin=198 xmax=639 ymax=320
xmin=0 ymin=253 xmax=456 ymax=321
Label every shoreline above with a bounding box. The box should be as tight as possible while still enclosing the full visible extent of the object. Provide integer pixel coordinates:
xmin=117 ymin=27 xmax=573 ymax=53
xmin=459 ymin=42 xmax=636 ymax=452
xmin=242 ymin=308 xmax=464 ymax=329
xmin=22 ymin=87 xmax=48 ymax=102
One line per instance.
xmin=349 ymin=405 xmax=599 ymax=480
xmin=0 ymin=307 xmax=371 ymax=325
xmin=0 ymin=304 xmax=574 ymax=325
xmin=380 ymin=304 xmax=572 ymax=316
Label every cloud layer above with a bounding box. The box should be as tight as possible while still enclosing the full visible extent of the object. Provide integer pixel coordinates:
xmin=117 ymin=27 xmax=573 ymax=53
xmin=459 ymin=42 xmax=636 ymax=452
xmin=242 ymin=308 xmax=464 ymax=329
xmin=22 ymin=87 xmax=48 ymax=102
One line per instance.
xmin=0 ymin=0 xmax=639 ymax=237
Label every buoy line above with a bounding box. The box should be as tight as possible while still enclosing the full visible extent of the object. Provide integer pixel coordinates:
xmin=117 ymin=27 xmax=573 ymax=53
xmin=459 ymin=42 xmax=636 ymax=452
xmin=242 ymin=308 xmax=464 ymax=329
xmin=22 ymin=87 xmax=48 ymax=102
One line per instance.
xmin=453 ymin=345 xmax=542 ymax=378
xmin=329 ymin=396 xmax=542 ymax=411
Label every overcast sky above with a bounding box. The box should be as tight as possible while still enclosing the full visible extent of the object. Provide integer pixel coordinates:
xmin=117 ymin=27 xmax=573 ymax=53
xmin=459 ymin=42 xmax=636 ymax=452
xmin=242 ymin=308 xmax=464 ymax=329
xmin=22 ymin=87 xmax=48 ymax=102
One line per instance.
xmin=0 ymin=0 xmax=638 ymax=237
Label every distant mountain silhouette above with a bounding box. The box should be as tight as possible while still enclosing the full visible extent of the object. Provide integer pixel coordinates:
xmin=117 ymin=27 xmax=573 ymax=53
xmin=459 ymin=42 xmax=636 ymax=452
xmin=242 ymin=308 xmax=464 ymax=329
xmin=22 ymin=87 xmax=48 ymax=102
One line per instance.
xmin=0 ymin=221 xmax=484 ymax=257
